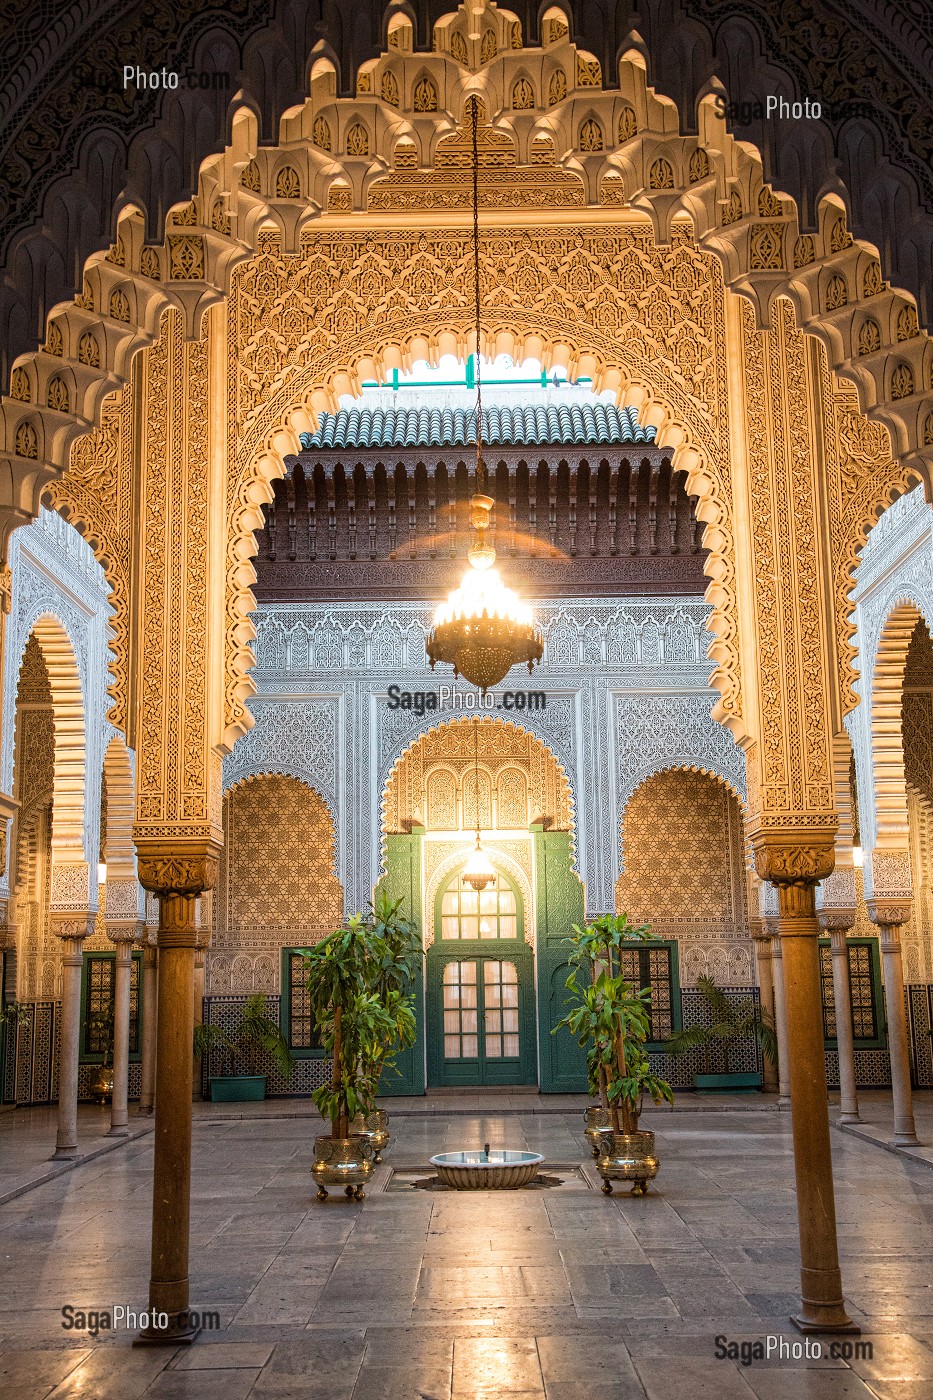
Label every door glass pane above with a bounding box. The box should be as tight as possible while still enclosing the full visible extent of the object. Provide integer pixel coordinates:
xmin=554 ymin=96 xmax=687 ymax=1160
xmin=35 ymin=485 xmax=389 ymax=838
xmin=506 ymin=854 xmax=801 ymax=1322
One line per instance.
xmin=439 ymin=872 xmax=521 ymax=940
xmin=483 ymin=960 xmax=519 ymax=1059
xmin=442 ymin=961 xmax=478 ymax=1058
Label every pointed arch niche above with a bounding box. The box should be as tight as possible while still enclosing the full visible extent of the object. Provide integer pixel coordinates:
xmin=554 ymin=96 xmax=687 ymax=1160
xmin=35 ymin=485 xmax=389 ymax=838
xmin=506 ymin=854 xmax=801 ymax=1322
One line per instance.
xmin=9 ymin=634 xmax=55 ymax=1000
xmin=616 ymin=766 xmax=753 ymax=987
xmin=209 ymin=773 xmax=342 ymax=995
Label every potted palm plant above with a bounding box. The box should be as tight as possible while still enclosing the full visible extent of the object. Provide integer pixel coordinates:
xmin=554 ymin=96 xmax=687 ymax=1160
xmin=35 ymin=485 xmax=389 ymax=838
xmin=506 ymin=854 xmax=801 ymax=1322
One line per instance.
xmin=556 ymin=914 xmax=673 ymax=1195
xmin=664 ymin=974 xmax=776 ymax=1090
xmin=194 ymin=992 xmax=295 ymax=1102
xmin=302 ymin=917 xmax=397 ymax=1201
xmin=350 ymin=892 xmax=422 ymax=1162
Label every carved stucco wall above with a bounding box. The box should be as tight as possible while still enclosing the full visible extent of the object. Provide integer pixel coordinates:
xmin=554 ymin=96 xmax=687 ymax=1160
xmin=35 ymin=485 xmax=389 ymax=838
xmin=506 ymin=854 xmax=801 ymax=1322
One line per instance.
xmin=12 ymin=638 xmax=55 ymax=998
xmin=223 ymin=595 xmax=747 ymax=917
xmin=209 ymin=773 xmax=342 ymax=995
xmin=1 ymin=507 xmax=114 ymax=892
xmin=615 ymin=768 xmax=752 ymax=986
xmin=903 ymin=621 xmax=933 ymax=982
xmin=384 ymin=718 xmax=572 ymax=836
xmin=848 ymin=487 xmax=933 ymax=855
xmin=904 ymin=620 xmax=933 ymax=808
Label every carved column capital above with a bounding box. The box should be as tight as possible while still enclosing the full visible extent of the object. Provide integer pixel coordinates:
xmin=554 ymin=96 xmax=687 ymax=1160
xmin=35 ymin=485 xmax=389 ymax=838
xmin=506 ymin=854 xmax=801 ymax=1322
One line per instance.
xmin=135 ymin=837 xmax=222 ymax=898
xmin=107 ymin=920 xmax=145 ymax=956
xmin=50 ymin=912 xmax=96 ymax=941
xmin=750 ymin=824 xmax=836 ymax=889
xmin=817 ymin=909 xmax=856 ymax=934
xmin=866 ymin=903 xmax=912 ymax=935
xmin=749 ymin=917 xmax=771 ymax=947
xmin=135 ymin=837 xmax=221 ymax=951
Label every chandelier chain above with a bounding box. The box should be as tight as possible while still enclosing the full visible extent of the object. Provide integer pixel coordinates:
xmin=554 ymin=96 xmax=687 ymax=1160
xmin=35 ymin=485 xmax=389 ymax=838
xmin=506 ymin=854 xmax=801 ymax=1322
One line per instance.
xmin=470 ymin=95 xmax=485 ymax=499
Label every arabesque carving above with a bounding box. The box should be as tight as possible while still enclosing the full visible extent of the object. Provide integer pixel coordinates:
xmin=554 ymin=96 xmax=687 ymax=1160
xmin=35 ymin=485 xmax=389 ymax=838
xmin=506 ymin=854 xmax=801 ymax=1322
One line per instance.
xmin=226 ymin=225 xmax=740 ymax=747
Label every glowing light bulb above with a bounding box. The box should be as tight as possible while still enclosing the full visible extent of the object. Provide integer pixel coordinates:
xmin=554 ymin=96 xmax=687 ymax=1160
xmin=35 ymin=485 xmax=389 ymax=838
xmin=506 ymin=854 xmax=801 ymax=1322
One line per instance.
xmin=463 ymin=836 xmax=495 ymax=892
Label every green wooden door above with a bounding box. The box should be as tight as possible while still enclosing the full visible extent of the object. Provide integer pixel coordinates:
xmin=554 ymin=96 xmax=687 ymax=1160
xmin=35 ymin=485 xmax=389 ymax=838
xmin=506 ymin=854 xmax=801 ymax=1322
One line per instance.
xmin=426 ymin=870 xmax=536 ymax=1087
xmin=376 ymin=830 xmax=426 ymax=1096
xmin=534 ymin=827 xmax=589 ymax=1092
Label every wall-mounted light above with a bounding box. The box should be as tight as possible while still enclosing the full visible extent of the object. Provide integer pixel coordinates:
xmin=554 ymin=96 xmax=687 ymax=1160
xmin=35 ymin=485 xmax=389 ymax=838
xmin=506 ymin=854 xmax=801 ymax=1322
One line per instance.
xmin=852 ymin=846 xmax=864 ymax=868
xmin=97 ymin=862 xmax=107 ymax=885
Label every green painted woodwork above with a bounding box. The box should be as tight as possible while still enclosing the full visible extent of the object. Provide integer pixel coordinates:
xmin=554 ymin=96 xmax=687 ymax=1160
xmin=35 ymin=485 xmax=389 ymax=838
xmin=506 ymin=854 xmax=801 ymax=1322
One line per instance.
xmin=78 ymin=950 xmax=143 ymax=1066
xmin=375 ymin=829 xmax=425 ymax=1096
xmin=426 ymin=867 xmax=536 ymax=1087
xmin=532 ymin=825 xmax=588 ymax=1093
xmin=280 ymin=949 xmax=325 ymax=1059
xmin=818 ymin=936 xmax=887 ymax=1049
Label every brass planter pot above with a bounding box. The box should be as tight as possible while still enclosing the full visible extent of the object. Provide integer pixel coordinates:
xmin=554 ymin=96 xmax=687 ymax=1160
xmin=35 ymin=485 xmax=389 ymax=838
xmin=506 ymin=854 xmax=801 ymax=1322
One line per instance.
xmin=350 ymin=1109 xmax=390 ymax=1163
xmin=312 ymin=1134 xmax=374 ymax=1201
xmin=583 ymin=1105 xmax=615 ymax=1158
xmin=596 ymin=1129 xmax=658 ymax=1196
xmin=89 ymin=1067 xmax=114 ymax=1105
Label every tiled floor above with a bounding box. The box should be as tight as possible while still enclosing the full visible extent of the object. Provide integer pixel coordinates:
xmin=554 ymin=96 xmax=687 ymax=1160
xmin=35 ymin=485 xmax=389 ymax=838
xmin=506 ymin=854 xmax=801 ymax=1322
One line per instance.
xmin=1 ymin=1102 xmax=932 ymax=1397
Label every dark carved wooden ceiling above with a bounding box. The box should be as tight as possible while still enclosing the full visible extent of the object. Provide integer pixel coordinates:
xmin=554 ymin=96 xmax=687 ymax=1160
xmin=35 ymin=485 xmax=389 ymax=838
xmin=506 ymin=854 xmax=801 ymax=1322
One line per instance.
xmin=255 ymin=445 xmax=707 ymax=601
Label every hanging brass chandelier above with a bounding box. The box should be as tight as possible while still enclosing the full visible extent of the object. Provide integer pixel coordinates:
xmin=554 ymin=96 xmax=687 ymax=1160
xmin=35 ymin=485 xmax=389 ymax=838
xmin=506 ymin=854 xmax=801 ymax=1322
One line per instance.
xmin=426 ymin=96 xmax=543 ymax=695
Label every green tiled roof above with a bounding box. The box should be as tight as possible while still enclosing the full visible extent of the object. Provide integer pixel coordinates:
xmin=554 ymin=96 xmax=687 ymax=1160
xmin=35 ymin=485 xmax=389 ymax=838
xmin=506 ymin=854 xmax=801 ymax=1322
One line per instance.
xmin=298 ymin=403 xmax=656 ymax=451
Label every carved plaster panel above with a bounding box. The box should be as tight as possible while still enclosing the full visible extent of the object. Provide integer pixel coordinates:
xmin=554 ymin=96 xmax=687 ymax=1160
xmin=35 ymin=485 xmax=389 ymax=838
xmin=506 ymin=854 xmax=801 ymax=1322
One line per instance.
xmin=847 ymin=504 xmax=933 ymax=853
xmin=2 ymin=508 xmax=113 ymax=905
xmin=235 ymin=597 xmax=727 ymax=915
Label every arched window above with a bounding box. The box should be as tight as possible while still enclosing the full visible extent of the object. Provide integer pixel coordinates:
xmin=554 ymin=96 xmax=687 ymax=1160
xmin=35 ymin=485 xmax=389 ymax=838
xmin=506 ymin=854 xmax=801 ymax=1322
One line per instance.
xmin=439 ymin=870 xmax=520 ymax=940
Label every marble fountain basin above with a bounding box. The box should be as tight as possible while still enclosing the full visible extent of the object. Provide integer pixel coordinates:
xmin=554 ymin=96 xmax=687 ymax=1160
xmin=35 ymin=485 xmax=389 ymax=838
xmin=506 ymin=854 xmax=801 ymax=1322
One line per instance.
xmin=429 ymin=1148 xmax=544 ymax=1189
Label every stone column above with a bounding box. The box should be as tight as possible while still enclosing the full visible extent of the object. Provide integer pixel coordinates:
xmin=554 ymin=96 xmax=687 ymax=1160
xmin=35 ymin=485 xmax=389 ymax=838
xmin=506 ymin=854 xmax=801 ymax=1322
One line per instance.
xmin=865 ymin=851 xmax=918 ymax=1146
xmin=138 ymin=935 xmax=158 ymax=1114
xmin=106 ymin=926 xmax=138 ymax=1135
xmin=136 ymin=844 xmax=219 ymax=1345
xmin=756 ymin=841 xmax=856 ymax=1334
xmin=869 ymin=910 xmax=918 ymax=1145
xmin=105 ymin=876 xmax=145 ymax=1135
xmin=138 ymin=895 xmax=159 ymax=1115
xmin=50 ymin=913 xmax=94 ymax=1159
xmin=750 ymin=921 xmax=779 ymax=1092
xmin=818 ymin=915 xmax=861 ymax=1125
xmin=816 ymin=866 xmax=860 ymax=1126
xmin=765 ymin=920 xmax=791 ymax=1105
xmin=192 ymin=928 xmax=207 ymax=1103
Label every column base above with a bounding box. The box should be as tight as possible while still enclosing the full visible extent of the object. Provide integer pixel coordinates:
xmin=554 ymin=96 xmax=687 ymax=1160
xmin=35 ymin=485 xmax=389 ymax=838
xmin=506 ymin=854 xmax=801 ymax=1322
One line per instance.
xmin=893 ymin=1131 xmax=920 ymax=1147
xmin=792 ymin=1269 xmax=859 ymax=1335
xmin=134 ymin=1313 xmax=200 ymax=1347
xmin=837 ymin=1112 xmax=862 ymax=1125
xmin=791 ymin=1312 xmax=860 ymax=1336
xmin=136 ymin=1105 xmax=154 ymax=1116
xmin=50 ymin=1147 xmax=79 ymax=1161
xmin=107 ymin=1125 xmax=131 ymax=1137
xmin=777 ymin=1095 xmax=792 ymax=1109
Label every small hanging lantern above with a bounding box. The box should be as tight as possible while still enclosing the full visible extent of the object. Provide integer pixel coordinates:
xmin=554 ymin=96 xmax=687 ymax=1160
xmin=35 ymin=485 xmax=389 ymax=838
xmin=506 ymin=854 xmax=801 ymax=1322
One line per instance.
xmin=461 ymin=715 xmax=495 ymax=893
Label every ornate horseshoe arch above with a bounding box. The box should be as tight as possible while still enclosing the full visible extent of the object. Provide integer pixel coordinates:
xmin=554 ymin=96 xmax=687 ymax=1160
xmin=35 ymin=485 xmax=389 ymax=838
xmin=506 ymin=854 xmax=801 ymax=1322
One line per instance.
xmin=0 ymin=10 xmax=927 ymax=772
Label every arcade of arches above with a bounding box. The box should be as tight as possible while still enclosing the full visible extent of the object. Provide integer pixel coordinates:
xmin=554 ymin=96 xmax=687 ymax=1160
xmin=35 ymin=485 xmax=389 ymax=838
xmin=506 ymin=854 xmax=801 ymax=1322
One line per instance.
xmin=0 ymin=0 xmax=932 ymax=1363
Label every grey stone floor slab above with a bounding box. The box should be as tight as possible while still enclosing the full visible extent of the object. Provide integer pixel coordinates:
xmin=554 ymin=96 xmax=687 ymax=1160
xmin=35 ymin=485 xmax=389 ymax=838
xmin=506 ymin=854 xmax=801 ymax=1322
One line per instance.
xmin=1 ymin=1103 xmax=933 ymax=1397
